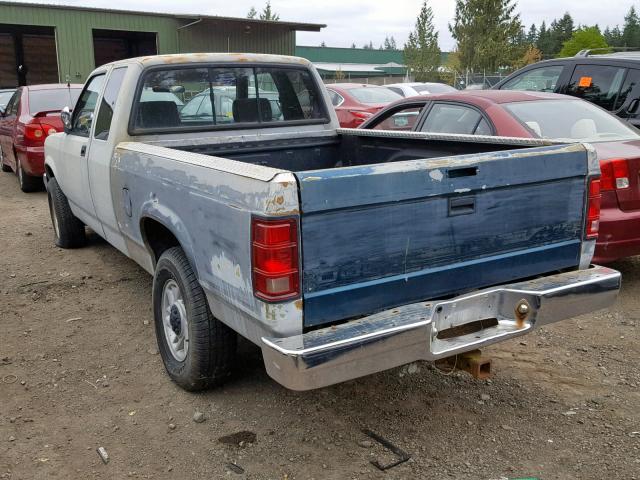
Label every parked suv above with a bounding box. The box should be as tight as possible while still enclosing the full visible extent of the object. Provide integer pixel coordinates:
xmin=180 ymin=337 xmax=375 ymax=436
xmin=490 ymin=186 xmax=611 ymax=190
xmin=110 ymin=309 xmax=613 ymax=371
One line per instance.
xmin=494 ymin=51 xmax=640 ymax=128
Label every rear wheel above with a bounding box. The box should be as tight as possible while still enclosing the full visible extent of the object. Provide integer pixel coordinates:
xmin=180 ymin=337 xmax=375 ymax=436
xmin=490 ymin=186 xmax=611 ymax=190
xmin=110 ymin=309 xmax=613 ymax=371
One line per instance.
xmin=47 ymin=177 xmax=86 ymax=248
xmin=153 ymin=246 xmax=236 ymax=391
xmin=17 ymin=159 xmax=42 ymax=192
xmin=0 ymin=148 xmax=11 ymax=172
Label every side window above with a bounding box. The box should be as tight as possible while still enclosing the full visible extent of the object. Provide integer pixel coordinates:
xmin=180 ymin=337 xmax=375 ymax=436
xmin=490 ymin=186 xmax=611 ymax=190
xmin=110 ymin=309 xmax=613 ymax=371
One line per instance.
xmin=421 ymin=103 xmax=483 ymax=135
xmin=566 ymin=65 xmax=627 ymax=111
xmin=387 ymin=86 xmax=405 ymax=97
xmin=614 ymin=68 xmax=640 ymax=111
xmin=371 ymin=105 xmax=424 ymax=131
xmin=71 ymin=74 xmax=105 ymax=136
xmin=94 ymin=67 xmax=127 ymax=140
xmin=327 ymin=89 xmax=343 ymax=107
xmin=474 ymin=117 xmax=492 ymax=135
xmin=501 ymin=65 xmax=563 ymax=92
xmin=6 ymin=89 xmax=20 ymax=115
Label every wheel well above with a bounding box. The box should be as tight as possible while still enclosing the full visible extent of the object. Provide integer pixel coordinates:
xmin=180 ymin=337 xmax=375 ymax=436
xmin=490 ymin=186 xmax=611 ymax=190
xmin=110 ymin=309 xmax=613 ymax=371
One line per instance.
xmin=45 ymin=164 xmax=55 ymax=178
xmin=140 ymin=218 xmax=180 ymax=264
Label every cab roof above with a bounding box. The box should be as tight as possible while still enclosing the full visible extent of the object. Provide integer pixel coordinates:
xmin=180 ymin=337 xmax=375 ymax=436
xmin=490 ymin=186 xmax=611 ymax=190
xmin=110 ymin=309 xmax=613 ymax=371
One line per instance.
xmin=102 ymin=53 xmax=312 ymax=70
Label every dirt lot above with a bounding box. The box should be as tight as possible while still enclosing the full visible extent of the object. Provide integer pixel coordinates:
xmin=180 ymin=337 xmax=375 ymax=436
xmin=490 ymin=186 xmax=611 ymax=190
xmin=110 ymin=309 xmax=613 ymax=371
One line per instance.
xmin=0 ymin=171 xmax=639 ymax=480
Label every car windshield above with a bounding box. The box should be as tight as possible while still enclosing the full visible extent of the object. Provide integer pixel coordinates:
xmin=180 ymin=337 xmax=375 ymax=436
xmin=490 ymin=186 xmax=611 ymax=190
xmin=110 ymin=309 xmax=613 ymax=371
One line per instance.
xmin=414 ymin=83 xmax=456 ymax=94
xmin=29 ymin=88 xmax=81 ymax=115
xmin=0 ymin=90 xmax=14 ymax=108
xmin=348 ymin=87 xmax=402 ymax=104
xmin=504 ymin=99 xmax=640 ymax=141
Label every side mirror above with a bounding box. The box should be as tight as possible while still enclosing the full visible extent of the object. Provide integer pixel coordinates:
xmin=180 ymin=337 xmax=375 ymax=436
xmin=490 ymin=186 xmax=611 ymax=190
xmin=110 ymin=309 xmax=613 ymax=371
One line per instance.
xmin=61 ymin=106 xmax=72 ymax=132
xmin=627 ymin=98 xmax=639 ymax=115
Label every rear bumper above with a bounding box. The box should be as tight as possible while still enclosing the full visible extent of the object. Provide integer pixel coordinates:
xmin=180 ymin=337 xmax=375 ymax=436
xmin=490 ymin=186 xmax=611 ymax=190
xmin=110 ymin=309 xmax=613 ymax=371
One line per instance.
xmin=15 ymin=145 xmax=44 ymax=176
xmin=595 ymin=205 xmax=640 ymax=263
xmin=261 ymin=266 xmax=620 ymax=390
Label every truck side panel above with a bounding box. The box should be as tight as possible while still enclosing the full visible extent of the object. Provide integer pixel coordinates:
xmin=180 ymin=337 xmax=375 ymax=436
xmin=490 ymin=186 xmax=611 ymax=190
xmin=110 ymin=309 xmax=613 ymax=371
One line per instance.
xmin=110 ymin=143 xmax=303 ymax=343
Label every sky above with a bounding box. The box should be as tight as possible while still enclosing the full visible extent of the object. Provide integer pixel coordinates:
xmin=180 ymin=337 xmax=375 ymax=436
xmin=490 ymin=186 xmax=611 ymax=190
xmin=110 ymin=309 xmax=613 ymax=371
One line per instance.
xmin=10 ymin=0 xmax=640 ymax=50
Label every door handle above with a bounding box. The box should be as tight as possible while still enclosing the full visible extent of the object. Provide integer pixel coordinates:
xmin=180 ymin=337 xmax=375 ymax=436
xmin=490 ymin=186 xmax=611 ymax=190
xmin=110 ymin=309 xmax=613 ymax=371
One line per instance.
xmin=80 ymin=145 xmax=86 ymax=157
xmin=449 ymin=196 xmax=476 ymax=216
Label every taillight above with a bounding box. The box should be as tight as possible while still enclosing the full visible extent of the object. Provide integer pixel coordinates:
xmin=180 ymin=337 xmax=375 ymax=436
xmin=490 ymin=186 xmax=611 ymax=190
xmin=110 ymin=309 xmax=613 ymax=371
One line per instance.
xmin=349 ymin=110 xmax=373 ymax=124
xmin=600 ymin=158 xmax=629 ymax=190
xmin=586 ymin=178 xmax=601 ymax=239
xmin=252 ymin=217 xmax=299 ymax=301
xmin=23 ymin=122 xmax=57 ymax=144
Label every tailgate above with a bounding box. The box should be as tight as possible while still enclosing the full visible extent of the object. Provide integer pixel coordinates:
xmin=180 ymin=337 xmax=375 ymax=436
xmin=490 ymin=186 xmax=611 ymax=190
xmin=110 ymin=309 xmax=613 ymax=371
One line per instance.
xmin=295 ymin=144 xmax=591 ymax=328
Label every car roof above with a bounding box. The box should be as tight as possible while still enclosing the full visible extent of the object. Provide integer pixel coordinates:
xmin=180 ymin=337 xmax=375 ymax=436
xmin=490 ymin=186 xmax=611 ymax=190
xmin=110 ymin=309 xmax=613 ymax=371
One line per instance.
xmin=25 ymin=84 xmax=83 ymax=91
xmin=397 ymin=90 xmax=572 ymax=107
xmin=326 ymin=83 xmax=389 ymax=90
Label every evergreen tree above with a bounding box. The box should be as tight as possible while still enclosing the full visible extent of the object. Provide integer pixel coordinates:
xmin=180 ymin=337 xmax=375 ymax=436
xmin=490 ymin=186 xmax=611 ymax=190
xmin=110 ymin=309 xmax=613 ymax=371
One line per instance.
xmin=604 ymin=26 xmax=624 ymax=47
xmin=449 ymin=0 xmax=524 ymax=72
xmin=247 ymin=6 xmax=257 ymax=19
xmin=536 ymin=21 xmax=554 ymax=56
xmin=549 ymin=13 xmax=575 ymax=54
xmin=527 ymin=24 xmax=538 ymax=45
xmin=622 ymin=6 xmax=640 ymax=47
xmin=320 ymin=41 xmax=326 ymax=47
xmin=404 ymin=0 xmax=441 ymax=81
xmin=351 ymin=43 xmax=356 ymax=49
xmin=259 ymin=1 xmax=280 ymax=21
xmin=384 ymin=36 xmax=398 ymax=50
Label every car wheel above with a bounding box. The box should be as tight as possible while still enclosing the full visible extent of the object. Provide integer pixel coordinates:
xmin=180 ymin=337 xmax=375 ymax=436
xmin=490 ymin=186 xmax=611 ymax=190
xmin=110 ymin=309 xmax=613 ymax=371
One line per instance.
xmin=0 ymin=148 xmax=11 ymax=172
xmin=17 ymin=159 xmax=42 ymax=192
xmin=153 ymin=246 xmax=236 ymax=391
xmin=47 ymin=177 xmax=86 ymax=248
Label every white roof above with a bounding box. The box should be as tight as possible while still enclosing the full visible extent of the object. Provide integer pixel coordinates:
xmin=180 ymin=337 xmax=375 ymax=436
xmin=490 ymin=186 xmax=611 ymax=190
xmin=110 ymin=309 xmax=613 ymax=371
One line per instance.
xmin=313 ymin=62 xmax=405 ymax=73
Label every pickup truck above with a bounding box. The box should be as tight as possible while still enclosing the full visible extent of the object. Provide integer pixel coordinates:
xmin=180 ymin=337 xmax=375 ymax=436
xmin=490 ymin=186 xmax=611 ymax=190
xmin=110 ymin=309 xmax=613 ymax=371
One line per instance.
xmin=44 ymin=53 xmax=621 ymax=391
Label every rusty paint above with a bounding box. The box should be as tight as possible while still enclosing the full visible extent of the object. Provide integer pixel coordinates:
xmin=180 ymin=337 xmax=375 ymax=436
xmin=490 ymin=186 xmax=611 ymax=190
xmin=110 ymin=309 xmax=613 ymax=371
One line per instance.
xmin=294 ymin=299 xmax=303 ymax=310
xmin=514 ymin=299 xmax=530 ymax=329
xmin=275 ymin=195 xmax=284 ymax=205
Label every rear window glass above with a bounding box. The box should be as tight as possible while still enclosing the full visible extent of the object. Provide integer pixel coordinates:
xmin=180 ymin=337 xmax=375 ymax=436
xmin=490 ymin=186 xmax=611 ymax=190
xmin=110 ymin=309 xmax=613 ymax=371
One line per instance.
xmin=504 ymin=99 xmax=639 ymax=141
xmin=348 ymin=87 xmax=402 ymax=104
xmin=0 ymin=90 xmax=14 ymax=108
xmin=133 ymin=66 xmax=327 ymax=132
xmin=28 ymin=88 xmax=81 ymax=115
xmin=414 ymin=83 xmax=456 ymax=94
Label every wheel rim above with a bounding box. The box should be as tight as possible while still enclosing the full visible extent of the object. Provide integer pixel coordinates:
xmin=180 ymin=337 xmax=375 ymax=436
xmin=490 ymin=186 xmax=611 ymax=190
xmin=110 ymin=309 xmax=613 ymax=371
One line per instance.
xmin=161 ymin=279 xmax=189 ymax=362
xmin=17 ymin=160 xmax=23 ymax=184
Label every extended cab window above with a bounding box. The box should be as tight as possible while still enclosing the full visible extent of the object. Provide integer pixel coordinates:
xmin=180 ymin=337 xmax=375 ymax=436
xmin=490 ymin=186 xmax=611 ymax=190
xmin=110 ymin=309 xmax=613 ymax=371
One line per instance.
xmin=566 ymin=65 xmax=626 ymax=111
xmin=132 ymin=65 xmax=327 ymax=133
xmin=71 ymin=74 xmax=105 ymax=136
xmin=501 ymin=65 xmax=563 ymax=92
xmin=94 ymin=67 xmax=127 ymax=140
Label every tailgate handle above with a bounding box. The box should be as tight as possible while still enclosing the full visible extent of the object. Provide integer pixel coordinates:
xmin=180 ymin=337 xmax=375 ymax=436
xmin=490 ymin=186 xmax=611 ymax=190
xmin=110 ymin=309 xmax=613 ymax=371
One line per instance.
xmin=449 ymin=196 xmax=476 ymax=216
xmin=448 ymin=166 xmax=477 ymax=178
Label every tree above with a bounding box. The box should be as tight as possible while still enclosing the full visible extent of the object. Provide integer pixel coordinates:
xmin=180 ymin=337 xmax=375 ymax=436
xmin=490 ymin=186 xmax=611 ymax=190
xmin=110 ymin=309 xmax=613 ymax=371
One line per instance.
xmin=351 ymin=43 xmax=356 ymax=49
xmin=558 ymin=26 xmax=609 ymax=57
xmin=526 ymin=24 xmax=538 ymax=45
xmin=622 ymin=6 xmax=640 ymax=47
xmin=536 ymin=21 xmax=554 ymax=56
xmin=384 ymin=36 xmax=397 ymax=50
xmin=549 ymin=13 xmax=574 ymax=53
xmin=604 ymin=26 xmax=624 ymax=47
xmin=404 ymin=0 xmax=441 ymax=81
xmin=362 ymin=41 xmax=374 ymax=49
xmin=513 ymin=45 xmax=543 ymax=69
xmin=320 ymin=41 xmax=326 ymax=47
xmin=449 ymin=0 xmax=524 ymax=72
xmin=247 ymin=6 xmax=257 ymax=19
xmin=259 ymin=1 xmax=279 ymax=21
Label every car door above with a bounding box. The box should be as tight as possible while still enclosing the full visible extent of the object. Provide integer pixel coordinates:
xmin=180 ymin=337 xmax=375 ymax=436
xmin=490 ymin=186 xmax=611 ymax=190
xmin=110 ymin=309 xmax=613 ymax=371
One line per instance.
xmin=87 ymin=66 xmax=128 ymax=250
xmin=613 ymin=68 xmax=640 ymax=127
xmin=57 ymin=73 xmax=106 ymax=234
xmin=563 ymin=63 xmax=628 ymax=113
xmin=0 ymin=89 xmax=20 ymax=170
xmin=497 ymin=63 xmax=568 ymax=93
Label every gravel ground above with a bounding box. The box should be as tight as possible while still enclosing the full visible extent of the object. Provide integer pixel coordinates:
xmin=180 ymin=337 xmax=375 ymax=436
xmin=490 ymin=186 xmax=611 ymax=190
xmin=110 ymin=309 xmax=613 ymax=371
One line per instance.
xmin=0 ymin=171 xmax=639 ymax=480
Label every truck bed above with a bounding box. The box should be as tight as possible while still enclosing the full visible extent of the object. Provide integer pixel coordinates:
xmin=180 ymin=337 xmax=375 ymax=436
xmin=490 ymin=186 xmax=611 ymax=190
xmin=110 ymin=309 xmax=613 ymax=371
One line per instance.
xmin=161 ymin=130 xmax=592 ymax=328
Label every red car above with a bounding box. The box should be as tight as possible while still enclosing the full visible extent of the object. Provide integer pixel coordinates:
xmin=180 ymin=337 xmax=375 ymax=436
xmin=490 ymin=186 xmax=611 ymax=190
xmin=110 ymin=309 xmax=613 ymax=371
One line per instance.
xmin=325 ymin=83 xmax=402 ymax=128
xmin=0 ymin=84 xmax=81 ymax=192
xmin=362 ymin=90 xmax=640 ymax=264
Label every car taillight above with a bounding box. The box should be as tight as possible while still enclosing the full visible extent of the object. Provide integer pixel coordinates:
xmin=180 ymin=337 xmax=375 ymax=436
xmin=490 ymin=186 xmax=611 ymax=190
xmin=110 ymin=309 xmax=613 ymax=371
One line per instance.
xmin=586 ymin=178 xmax=601 ymax=239
xmin=349 ymin=110 xmax=373 ymax=124
xmin=600 ymin=158 xmax=629 ymax=190
xmin=23 ymin=122 xmax=57 ymax=143
xmin=252 ymin=217 xmax=299 ymax=301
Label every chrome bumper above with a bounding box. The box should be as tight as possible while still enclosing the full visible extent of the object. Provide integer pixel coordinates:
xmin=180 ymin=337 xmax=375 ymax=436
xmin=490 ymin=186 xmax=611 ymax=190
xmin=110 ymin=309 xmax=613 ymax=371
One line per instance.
xmin=261 ymin=266 xmax=621 ymax=391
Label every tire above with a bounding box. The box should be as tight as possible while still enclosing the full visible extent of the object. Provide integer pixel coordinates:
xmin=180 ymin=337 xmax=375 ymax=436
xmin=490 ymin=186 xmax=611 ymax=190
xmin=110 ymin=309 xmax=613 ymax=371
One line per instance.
xmin=153 ymin=246 xmax=236 ymax=391
xmin=0 ymin=148 xmax=11 ymax=172
xmin=17 ymin=159 xmax=42 ymax=192
xmin=47 ymin=177 xmax=86 ymax=248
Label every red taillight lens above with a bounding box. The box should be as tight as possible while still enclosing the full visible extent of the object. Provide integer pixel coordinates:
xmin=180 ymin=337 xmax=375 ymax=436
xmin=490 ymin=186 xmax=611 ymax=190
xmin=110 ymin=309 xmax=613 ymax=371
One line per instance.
xmin=252 ymin=217 xmax=299 ymax=301
xmin=349 ymin=110 xmax=373 ymax=125
xmin=600 ymin=158 xmax=629 ymax=191
xmin=586 ymin=178 xmax=601 ymax=239
xmin=24 ymin=123 xmax=45 ymax=142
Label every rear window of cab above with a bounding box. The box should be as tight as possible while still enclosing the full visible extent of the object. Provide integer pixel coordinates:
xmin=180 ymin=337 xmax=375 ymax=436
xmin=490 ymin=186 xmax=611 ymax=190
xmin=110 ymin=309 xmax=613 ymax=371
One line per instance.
xmin=130 ymin=65 xmax=329 ymax=134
